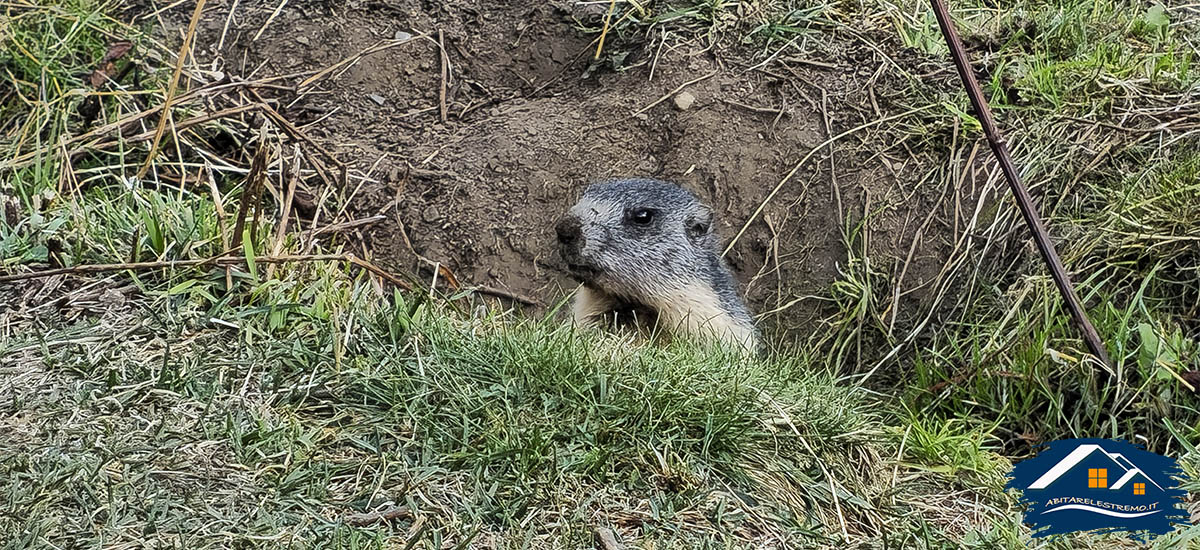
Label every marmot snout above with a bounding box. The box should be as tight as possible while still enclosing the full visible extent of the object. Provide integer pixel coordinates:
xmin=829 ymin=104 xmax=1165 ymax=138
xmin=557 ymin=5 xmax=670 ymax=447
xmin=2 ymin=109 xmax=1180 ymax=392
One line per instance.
xmin=556 ymin=178 xmax=760 ymax=351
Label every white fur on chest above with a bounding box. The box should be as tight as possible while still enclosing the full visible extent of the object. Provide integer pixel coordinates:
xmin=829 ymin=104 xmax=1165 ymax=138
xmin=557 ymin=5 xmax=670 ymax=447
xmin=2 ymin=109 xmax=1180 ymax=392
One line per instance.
xmin=572 ymin=284 xmax=758 ymax=351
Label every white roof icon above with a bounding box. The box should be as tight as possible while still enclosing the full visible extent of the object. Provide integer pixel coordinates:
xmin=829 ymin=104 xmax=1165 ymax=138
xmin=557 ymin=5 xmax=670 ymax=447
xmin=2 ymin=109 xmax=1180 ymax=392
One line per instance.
xmin=1027 ymin=444 xmax=1163 ymax=491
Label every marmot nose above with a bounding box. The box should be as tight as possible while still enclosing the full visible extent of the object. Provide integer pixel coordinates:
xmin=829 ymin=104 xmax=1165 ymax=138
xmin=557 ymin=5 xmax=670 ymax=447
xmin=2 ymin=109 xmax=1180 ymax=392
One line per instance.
xmin=555 ymin=216 xmax=582 ymax=246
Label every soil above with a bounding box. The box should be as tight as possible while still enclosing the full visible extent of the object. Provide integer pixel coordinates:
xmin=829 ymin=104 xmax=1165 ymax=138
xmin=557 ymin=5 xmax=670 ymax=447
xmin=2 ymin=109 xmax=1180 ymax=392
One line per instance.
xmin=179 ymin=0 xmax=967 ymax=339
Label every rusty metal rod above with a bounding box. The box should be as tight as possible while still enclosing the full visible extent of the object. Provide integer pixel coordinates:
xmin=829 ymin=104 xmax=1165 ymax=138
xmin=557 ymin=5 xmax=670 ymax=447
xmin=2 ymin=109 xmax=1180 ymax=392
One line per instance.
xmin=928 ymin=0 xmax=1113 ymax=370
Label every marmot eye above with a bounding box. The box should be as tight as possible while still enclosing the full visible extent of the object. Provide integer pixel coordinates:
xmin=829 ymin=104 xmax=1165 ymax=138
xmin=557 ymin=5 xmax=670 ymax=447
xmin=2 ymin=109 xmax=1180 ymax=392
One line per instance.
xmin=628 ymin=208 xmax=654 ymax=226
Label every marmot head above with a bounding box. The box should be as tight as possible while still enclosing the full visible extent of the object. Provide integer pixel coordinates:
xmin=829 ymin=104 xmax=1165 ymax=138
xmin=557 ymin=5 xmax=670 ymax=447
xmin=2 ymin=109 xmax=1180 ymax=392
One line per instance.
xmin=555 ymin=178 xmax=717 ymax=299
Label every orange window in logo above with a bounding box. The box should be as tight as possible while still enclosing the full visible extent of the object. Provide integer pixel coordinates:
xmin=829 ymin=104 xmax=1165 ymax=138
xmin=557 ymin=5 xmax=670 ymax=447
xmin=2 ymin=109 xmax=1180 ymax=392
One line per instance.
xmin=1088 ymin=468 xmax=1108 ymax=488
xmin=1134 ymin=483 xmax=1145 ymax=495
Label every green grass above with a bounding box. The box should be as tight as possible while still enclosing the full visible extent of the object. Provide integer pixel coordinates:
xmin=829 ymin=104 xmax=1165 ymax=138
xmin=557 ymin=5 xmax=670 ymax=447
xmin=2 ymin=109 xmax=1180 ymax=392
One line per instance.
xmin=878 ymin=0 xmax=1200 ymax=455
xmin=579 ymin=1 xmax=1200 ymax=536
xmin=3 ymin=0 xmax=1200 ymax=547
xmin=587 ymin=0 xmax=1200 ymax=453
xmin=1 ymin=288 xmax=1023 ymax=548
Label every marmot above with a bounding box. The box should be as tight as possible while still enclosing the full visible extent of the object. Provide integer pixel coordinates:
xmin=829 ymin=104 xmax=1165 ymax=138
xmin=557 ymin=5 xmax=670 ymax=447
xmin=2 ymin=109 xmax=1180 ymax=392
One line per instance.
xmin=555 ymin=178 xmax=760 ymax=351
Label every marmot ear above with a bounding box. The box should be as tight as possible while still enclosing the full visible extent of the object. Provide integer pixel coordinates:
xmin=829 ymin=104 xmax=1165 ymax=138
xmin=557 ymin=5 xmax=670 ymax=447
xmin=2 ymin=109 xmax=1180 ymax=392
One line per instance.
xmin=686 ymin=206 xmax=713 ymax=244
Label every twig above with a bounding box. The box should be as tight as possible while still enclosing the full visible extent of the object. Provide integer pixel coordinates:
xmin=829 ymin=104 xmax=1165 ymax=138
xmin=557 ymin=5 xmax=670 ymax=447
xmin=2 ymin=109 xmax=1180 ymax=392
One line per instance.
xmin=266 ymin=145 xmax=302 ymax=279
xmin=253 ymin=0 xmax=288 ymax=41
xmin=304 ymin=214 xmax=387 ymax=240
xmin=343 ymin=506 xmax=413 ymax=527
xmin=472 ymin=285 xmax=540 ymax=307
xmin=595 ymin=0 xmax=618 ymax=60
xmin=203 ymin=160 xmax=234 ymax=287
xmin=204 ymin=162 xmax=229 ymax=242
xmin=591 ymin=71 xmax=718 ymax=131
xmin=819 ymin=88 xmax=842 ymax=227
xmin=395 ymin=105 xmax=439 ymax=120
xmin=404 ymin=164 xmax=457 ymax=179
xmin=136 ymin=0 xmax=190 ymax=20
xmin=649 ymin=27 xmax=667 ymax=81
xmin=780 ymin=56 xmax=837 ymax=69
xmin=0 ymin=254 xmax=411 ymax=289
xmin=231 ymin=125 xmax=270 ymax=249
xmin=91 ymin=104 xmax=262 ymax=148
xmin=722 ymin=99 xmax=786 ymax=115
xmin=218 ymin=0 xmax=240 ymax=50
xmin=629 ymin=71 xmax=716 ymax=118
xmin=301 ymin=182 xmax=335 ymax=255
xmin=438 ymin=29 xmax=448 ymax=124
xmin=929 ymin=0 xmax=1113 ymax=370
xmin=248 ymin=88 xmax=342 ymax=169
xmin=136 ymin=0 xmax=208 ymax=180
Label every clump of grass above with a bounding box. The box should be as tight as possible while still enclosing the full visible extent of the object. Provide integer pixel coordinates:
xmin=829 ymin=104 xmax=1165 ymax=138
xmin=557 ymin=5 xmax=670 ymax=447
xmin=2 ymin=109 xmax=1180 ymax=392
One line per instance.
xmin=763 ymin=0 xmax=1200 ymax=456
xmin=2 ymin=0 xmax=218 ymax=267
xmin=0 ymin=0 xmax=356 ymax=306
xmin=897 ymin=6 xmax=1199 ymax=454
xmin=1071 ymin=151 xmax=1200 ymax=319
xmin=1 ymin=286 xmax=1017 ymax=548
xmin=340 ymin=304 xmax=880 ymax=536
xmin=573 ymin=0 xmax=847 ymax=72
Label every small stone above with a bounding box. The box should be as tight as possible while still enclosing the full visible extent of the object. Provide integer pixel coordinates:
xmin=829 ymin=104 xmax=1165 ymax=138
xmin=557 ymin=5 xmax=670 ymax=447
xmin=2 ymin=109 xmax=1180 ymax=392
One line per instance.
xmin=422 ymin=206 xmax=441 ymax=223
xmin=674 ymin=91 xmax=696 ymax=110
xmin=367 ymin=93 xmax=386 ymax=106
xmin=394 ymin=30 xmax=413 ymax=41
xmin=296 ymin=36 xmax=310 ymax=46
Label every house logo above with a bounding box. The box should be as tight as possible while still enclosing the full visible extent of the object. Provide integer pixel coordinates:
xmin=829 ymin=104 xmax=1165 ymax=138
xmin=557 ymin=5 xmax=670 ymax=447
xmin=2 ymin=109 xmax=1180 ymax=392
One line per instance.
xmin=1007 ymin=438 xmax=1188 ymax=541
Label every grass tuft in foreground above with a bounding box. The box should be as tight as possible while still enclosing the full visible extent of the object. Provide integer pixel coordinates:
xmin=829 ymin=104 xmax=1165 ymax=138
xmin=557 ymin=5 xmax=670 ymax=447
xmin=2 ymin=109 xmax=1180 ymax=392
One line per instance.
xmin=1 ymin=290 xmax=1017 ymax=548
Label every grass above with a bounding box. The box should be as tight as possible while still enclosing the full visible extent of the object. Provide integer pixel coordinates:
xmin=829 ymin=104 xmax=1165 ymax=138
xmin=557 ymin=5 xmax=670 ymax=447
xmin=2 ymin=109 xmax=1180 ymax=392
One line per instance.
xmin=874 ymin=0 xmax=1200 ymax=455
xmin=591 ymin=0 xmax=1200 ymax=450
xmin=587 ymin=0 xmax=1200 ymax=541
xmin=3 ymin=0 xmax=1200 ymax=547
xmin=2 ymin=288 xmax=1022 ymax=548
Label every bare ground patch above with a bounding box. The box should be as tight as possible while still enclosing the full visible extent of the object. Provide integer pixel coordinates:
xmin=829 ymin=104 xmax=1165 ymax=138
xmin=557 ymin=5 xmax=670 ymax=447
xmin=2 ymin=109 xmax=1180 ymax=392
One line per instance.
xmin=184 ymin=0 xmax=967 ymax=340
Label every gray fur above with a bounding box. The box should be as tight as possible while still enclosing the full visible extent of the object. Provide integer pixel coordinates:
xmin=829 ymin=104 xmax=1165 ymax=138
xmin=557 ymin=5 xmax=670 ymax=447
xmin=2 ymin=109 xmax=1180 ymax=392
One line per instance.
xmin=555 ymin=178 xmax=759 ymax=348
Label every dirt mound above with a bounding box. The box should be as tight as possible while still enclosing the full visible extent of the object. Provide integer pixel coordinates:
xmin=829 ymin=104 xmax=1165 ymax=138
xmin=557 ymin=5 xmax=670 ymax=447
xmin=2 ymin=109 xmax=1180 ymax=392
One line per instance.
xmin=194 ymin=0 xmax=958 ymax=337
